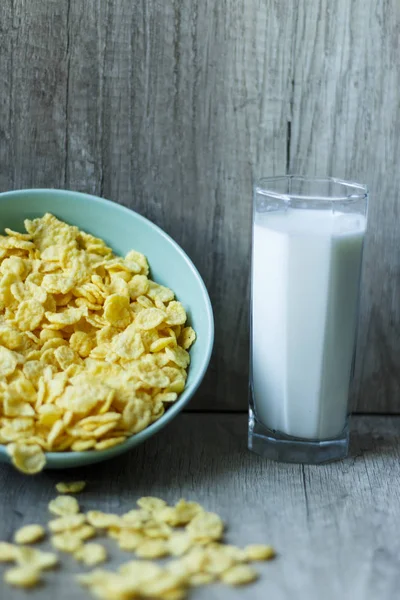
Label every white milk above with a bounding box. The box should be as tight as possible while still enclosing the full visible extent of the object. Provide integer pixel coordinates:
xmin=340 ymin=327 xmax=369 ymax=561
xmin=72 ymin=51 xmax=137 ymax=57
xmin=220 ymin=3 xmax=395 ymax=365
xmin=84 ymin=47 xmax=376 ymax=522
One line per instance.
xmin=251 ymin=209 xmax=366 ymax=440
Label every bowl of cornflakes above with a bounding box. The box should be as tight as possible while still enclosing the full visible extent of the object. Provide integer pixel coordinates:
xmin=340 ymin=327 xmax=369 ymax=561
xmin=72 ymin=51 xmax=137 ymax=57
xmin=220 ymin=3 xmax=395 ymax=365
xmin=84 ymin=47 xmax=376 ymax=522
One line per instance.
xmin=0 ymin=189 xmax=214 ymax=473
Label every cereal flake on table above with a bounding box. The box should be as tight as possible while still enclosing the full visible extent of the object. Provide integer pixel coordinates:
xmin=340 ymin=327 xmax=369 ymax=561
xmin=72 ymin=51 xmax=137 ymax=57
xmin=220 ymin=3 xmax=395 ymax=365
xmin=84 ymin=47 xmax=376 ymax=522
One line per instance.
xmin=0 ymin=493 xmax=276 ymax=597
xmin=0 ymin=214 xmax=196 ymax=473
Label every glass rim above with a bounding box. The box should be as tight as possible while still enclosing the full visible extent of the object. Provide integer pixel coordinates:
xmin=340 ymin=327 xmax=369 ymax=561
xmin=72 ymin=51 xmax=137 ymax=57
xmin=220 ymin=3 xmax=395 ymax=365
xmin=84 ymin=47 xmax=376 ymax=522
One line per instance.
xmin=255 ymin=175 xmax=368 ymax=202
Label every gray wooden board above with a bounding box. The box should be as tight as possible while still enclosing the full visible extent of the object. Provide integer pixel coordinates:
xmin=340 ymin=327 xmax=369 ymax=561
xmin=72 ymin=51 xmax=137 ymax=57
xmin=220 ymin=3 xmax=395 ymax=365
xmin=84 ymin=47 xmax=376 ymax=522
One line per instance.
xmin=0 ymin=414 xmax=400 ymax=600
xmin=0 ymin=0 xmax=400 ymax=412
xmin=288 ymin=0 xmax=400 ymax=414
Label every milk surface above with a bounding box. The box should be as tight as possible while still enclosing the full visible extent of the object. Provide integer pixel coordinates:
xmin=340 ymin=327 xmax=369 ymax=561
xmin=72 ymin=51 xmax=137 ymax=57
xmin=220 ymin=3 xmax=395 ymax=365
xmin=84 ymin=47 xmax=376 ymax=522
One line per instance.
xmin=251 ymin=209 xmax=366 ymax=440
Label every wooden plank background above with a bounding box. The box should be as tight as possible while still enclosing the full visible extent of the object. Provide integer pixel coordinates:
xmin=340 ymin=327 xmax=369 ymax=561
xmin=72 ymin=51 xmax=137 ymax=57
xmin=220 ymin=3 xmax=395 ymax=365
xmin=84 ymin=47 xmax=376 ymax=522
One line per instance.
xmin=0 ymin=0 xmax=399 ymax=412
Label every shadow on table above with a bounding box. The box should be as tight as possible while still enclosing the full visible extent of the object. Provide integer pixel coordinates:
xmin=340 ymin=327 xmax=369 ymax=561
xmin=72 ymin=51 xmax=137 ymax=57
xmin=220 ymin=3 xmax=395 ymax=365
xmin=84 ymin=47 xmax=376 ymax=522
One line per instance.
xmin=349 ymin=415 xmax=400 ymax=460
xmin=37 ymin=415 xmax=400 ymax=496
xmin=41 ymin=413 xmax=288 ymax=493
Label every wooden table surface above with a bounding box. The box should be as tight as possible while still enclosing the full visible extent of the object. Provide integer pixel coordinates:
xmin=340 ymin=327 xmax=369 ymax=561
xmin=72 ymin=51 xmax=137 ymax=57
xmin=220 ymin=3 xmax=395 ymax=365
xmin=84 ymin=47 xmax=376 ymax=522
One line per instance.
xmin=0 ymin=413 xmax=399 ymax=600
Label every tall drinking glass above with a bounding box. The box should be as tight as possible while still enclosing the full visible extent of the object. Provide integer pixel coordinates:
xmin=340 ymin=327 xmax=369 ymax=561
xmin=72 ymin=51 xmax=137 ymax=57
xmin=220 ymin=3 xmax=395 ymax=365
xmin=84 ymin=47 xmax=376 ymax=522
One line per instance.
xmin=248 ymin=176 xmax=368 ymax=463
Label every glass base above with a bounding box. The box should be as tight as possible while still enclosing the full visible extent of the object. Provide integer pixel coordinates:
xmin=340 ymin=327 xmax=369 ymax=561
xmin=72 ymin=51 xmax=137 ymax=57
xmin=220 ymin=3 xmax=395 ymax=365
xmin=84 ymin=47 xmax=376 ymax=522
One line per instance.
xmin=248 ymin=409 xmax=349 ymax=464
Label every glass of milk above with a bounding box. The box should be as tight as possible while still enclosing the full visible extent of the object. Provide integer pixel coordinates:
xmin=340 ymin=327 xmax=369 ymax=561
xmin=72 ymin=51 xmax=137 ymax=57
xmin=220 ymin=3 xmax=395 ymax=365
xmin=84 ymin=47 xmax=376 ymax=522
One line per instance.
xmin=249 ymin=176 xmax=368 ymax=463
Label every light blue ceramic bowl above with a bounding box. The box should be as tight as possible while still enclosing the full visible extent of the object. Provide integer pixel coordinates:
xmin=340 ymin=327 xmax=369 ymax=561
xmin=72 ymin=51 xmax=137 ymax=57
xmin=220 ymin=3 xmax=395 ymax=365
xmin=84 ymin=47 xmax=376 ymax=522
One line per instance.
xmin=0 ymin=189 xmax=214 ymax=469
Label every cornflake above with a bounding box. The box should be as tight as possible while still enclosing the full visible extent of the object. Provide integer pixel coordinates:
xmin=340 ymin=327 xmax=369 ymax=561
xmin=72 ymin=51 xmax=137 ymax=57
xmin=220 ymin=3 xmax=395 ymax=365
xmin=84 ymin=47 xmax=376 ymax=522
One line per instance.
xmin=74 ymin=543 xmax=107 ymax=566
xmin=116 ymin=531 xmax=144 ymax=551
xmin=167 ymin=532 xmax=192 ymax=557
xmin=0 ymin=495 xmax=276 ymax=596
xmin=186 ymin=512 xmax=224 ymax=543
xmin=189 ymin=572 xmax=215 ymax=586
xmin=48 ymin=514 xmax=86 ymax=533
xmin=48 ymin=495 xmax=80 ymax=516
xmin=55 ymin=481 xmax=86 ymax=494
xmin=137 ymin=496 xmax=167 ymax=513
xmin=7 ymin=443 xmax=46 ymax=475
xmin=4 ymin=565 xmax=41 ymax=588
xmin=72 ymin=525 xmax=97 ymax=542
xmin=14 ymin=546 xmax=58 ymax=570
xmin=0 ymin=542 xmax=17 ymax=562
xmin=135 ymin=538 xmax=169 ymax=559
xmin=51 ymin=532 xmax=83 ymax=554
xmin=0 ymin=346 xmax=18 ymax=376
xmin=14 ymin=525 xmax=46 ymax=545
xmin=220 ymin=564 xmax=259 ymax=585
xmin=0 ymin=214 xmax=196 ymax=474
xmin=245 ymin=544 xmax=276 ymax=561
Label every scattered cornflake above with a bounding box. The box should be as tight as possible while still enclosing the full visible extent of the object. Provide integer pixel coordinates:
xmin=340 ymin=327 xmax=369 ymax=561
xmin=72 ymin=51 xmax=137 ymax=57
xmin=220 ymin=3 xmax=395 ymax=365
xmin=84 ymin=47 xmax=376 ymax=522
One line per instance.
xmin=189 ymin=572 xmax=215 ymax=586
xmin=55 ymin=481 xmax=86 ymax=494
xmin=48 ymin=514 xmax=86 ymax=534
xmin=135 ymin=538 xmax=169 ymax=559
xmin=0 ymin=542 xmax=17 ymax=562
xmin=220 ymin=564 xmax=259 ymax=586
xmin=74 ymin=543 xmax=107 ymax=567
xmin=73 ymin=525 xmax=97 ymax=542
xmin=3 ymin=565 xmax=41 ymax=588
xmin=159 ymin=589 xmax=187 ymax=600
xmin=0 ymin=494 xmax=276 ymax=596
xmin=139 ymin=572 xmax=186 ymax=598
xmin=167 ymin=532 xmax=192 ymax=557
xmin=156 ymin=500 xmax=203 ymax=527
xmin=137 ymin=496 xmax=167 ymax=513
xmin=86 ymin=511 xmax=122 ymax=529
xmin=14 ymin=524 xmax=46 ymax=545
xmin=117 ymin=531 xmax=144 ymax=551
xmin=186 ymin=511 xmax=224 ymax=543
xmin=245 ymin=544 xmax=276 ymax=561
xmin=15 ymin=546 xmax=58 ymax=570
xmin=48 ymin=495 xmax=80 ymax=516
xmin=51 ymin=532 xmax=83 ymax=554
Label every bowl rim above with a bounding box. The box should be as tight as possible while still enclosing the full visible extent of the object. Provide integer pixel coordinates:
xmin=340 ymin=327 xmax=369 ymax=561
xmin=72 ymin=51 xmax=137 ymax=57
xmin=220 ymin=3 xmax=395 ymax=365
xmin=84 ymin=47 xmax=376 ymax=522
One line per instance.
xmin=0 ymin=188 xmax=214 ymax=466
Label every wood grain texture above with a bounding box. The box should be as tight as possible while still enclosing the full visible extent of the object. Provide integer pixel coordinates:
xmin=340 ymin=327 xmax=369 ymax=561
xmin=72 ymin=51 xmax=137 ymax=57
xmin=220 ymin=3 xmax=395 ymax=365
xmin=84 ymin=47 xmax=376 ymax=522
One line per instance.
xmin=0 ymin=1 xmax=399 ymax=411
xmin=0 ymin=414 xmax=399 ymax=599
xmin=0 ymin=0 xmax=293 ymax=411
xmin=288 ymin=0 xmax=400 ymax=413
xmin=0 ymin=0 xmax=68 ymax=188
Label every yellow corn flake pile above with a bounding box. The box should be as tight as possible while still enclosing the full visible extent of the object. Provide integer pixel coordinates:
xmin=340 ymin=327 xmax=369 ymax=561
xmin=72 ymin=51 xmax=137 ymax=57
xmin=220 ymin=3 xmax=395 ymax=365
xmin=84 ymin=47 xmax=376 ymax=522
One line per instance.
xmin=0 ymin=486 xmax=276 ymax=598
xmin=0 ymin=214 xmax=196 ymax=473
